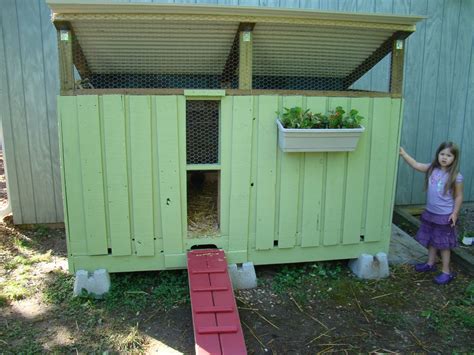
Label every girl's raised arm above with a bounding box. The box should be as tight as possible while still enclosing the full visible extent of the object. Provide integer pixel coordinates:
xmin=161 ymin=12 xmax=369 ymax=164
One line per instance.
xmin=399 ymin=147 xmax=430 ymax=172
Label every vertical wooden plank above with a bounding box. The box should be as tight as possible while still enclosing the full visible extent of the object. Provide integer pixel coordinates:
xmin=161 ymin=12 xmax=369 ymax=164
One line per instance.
xmin=351 ymin=0 xmax=375 ymax=90
xmin=408 ymin=0 xmax=444 ymax=203
xmin=382 ymin=99 xmax=403 ymax=230
xmin=0 ymin=12 xmax=23 ymax=222
xmin=299 ymin=0 xmax=321 ymax=9
xmin=255 ymin=96 xmax=278 ymax=250
xmin=58 ymin=97 xmax=87 ymax=255
xmin=277 ymin=96 xmax=303 ymax=249
xmin=40 ymin=0 xmax=63 ymax=222
xmin=228 ymin=96 xmax=253 ymax=252
xmin=129 ymin=96 xmax=154 ymax=256
xmin=258 ymin=0 xmax=279 ymax=6
xmin=370 ymin=0 xmax=393 ymax=92
xmin=1 ymin=0 xmax=36 ymax=223
xmin=103 ymin=96 xmax=132 ymax=256
xmin=156 ymin=96 xmax=184 ymax=260
xmin=430 ymin=0 xmax=461 ymax=156
xmin=17 ymin=0 xmax=57 ymax=222
xmin=396 ymin=0 xmax=428 ymax=204
xmin=77 ymin=96 xmax=108 ymax=255
xmin=462 ymin=36 xmax=474 ymax=199
xmin=301 ymin=96 xmax=326 ymax=248
xmin=342 ymin=98 xmax=370 ymax=245
xmin=239 ymin=30 xmax=253 ymax=89
xmin=220 ymin=97 xmax=233 ymax=238
xmin=447 ymin=0 xmax=472 ymax=144
xmin=177 ymin=96 xmax=187 ymax=245
xmin=390 ymin=38 xmax=405 ymax=95
xmin=322 ymin=98 xmax=348 ymax=246
xmin=365 ymin=98 xmax=391 ymax=242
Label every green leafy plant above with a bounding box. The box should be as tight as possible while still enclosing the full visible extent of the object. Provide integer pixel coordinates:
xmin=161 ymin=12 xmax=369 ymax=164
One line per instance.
xmin=278 ymin=106 xmax=364 ymax=129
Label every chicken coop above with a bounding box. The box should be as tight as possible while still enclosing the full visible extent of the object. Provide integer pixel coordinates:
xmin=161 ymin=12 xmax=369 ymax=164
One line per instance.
xmin=48 ymin=1 xmax=422 ymax=273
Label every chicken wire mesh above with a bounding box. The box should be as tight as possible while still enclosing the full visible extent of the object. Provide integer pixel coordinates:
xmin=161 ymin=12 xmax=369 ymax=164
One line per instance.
xmin=68 ymin=20 xmax=396 ymax=92
xmin=186 ymin=101 xmax=219 ymax=165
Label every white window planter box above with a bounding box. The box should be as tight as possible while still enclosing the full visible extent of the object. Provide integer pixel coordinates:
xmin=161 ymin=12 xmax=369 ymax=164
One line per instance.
xmin=276 ymin=119 xmax=365 ymax=152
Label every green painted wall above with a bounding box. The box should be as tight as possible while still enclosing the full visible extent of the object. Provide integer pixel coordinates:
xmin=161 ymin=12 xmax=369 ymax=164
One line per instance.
xmin=58 ymin=95 xmax=402 ymax=273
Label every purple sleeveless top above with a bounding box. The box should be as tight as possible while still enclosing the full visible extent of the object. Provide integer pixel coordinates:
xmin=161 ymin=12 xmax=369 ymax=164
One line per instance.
xmin=426 ymin=168 xmax=463 ymax=215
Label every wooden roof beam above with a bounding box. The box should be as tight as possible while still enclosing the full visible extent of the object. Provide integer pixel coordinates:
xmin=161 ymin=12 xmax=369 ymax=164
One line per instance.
xmin=342 ymin=31 xmax=411 ymax=90
xmin=220 ymin=22 xmax=255 ymax=89
xmin=54 ymin=20 xmax=92 ymax=80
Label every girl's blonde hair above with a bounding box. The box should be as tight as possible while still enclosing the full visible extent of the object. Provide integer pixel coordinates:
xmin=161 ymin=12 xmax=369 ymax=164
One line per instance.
xmin=425 ymin=141 xmax=460 ymax=195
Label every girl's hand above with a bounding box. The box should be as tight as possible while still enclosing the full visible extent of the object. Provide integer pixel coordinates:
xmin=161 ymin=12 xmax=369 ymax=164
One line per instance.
xmin=399 ymin=147 xmax=406 ymax=157
xmin=449 ymin=213 xmax=458 ymax=227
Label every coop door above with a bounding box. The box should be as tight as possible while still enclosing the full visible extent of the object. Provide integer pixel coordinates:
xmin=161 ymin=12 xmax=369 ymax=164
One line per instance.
xmin=186 ymin=101 xmax=220 ymax=238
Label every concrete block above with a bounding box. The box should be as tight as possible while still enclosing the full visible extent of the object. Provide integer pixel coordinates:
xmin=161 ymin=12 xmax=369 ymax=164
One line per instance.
xmin=228 ymin=262 xmax=257 ymax=290
xmin=349 ymin=252 xmax=389 ymax=279
xmin=73 ymin=269 xmax=111 ymax=298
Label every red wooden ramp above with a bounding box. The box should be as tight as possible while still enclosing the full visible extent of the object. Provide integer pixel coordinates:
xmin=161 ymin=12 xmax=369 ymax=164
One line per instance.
xmin=187 ymin=249 xmax=247 ymax=355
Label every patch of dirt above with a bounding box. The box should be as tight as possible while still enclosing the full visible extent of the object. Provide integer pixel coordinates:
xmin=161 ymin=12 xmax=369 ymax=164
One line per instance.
xmin=0 ymin=219 xmax=472 ymax=354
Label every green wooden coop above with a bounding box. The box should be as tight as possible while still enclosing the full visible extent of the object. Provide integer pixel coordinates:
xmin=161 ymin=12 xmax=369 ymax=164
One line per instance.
xmin=48 ymin=1 xmax=422 ymax=273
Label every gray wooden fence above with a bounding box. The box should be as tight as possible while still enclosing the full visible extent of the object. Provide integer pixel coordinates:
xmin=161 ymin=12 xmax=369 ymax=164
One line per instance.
xmin=0 ymin=0 xmax=473 ymax=223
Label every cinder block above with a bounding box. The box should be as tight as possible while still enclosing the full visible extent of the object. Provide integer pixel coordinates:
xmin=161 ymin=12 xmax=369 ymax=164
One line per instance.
xmin=73 ymin=269 xmax=111 ymax=298
xmin=228 ymin=262 xmax=257 ymax=290
xmin=349 ymin=252 xmax=390 ymax=279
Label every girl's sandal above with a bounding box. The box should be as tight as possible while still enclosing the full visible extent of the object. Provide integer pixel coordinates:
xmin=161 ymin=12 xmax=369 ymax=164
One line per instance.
xmin=433 ymin=272 xmax=456 ymax=285
xmin=414 ymin=263 xmax=436 ymax=272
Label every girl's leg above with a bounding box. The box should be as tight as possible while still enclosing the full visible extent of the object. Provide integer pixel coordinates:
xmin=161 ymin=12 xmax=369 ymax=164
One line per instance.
xmin=440 ymin=249 xmax=451 ymax=274
xmin=427 ymin=245 xmax=437 ymax=265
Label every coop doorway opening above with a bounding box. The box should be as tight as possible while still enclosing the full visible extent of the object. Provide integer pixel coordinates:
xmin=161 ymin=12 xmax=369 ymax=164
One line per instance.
xmin=187 ymin=170 xmax=220 ymax=238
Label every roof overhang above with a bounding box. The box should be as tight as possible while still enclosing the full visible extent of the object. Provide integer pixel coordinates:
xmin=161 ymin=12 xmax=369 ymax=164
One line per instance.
xmin=47 ymin=1 xmax=425 ymax=84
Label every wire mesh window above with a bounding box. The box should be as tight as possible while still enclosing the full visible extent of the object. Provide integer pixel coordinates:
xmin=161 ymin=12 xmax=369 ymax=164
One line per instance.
xmin=69 ymin=20 xmax=395 ymax=92
xmin=186 ymin=101 xmax=220 ymax=165
xmin=72 ymin=21 xmax=240 ymax=90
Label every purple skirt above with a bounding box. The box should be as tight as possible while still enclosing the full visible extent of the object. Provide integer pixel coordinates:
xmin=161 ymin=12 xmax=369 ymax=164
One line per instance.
xmin=415 ymin=210 xmax=458 ymax=250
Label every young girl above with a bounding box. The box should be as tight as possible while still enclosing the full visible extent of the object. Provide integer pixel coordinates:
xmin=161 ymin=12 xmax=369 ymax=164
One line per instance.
xmin=399 ymin=142 xmax=463 ymax=285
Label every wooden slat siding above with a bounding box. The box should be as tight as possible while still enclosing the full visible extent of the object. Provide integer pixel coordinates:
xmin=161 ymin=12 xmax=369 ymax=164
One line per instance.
xmin=248 ymin=96 xmax=259 ymax=248
xmin=129 ymin=96 xmax=154 ymax=256
xmin=228 ymin=96 xmax=253 ymax=252
xmin=359 ymin=98 xmax=374 ymax=235
xmin=17 ymin=1 xmax=56 ymax=221
xmin=396 ymin=0 xmax=428 ymax=205
xmin=448 ymin=0 xmax=472 ymax=147
xmin=382 ymin=99 xmax=403 ymax=239
xmin=177 ymin=96 xmax=187 ymax=246
xmin=349 ymin=0 xmax=375 ymax=90
xmin=300 ymin=96 xmax=326 ymax=247
xmin=0 ymin=16 xmax=23 ymax=222
xmin=430 ymin=0 xmax=461 ymax=162
xmin=425 ymin=0 xmax=460 ymax=203
xmin=40 ymin=0 xmax=63 ymax=222
xmin=365 ymin=98 xmax=392 ymax=242
xmin=57 ymin=97 xmax=73 ymax=271
xmin=463 ymin=36 xmax=474 ymax=199
xmin=408 ymin=0 xmax=443 ymax=204
xmin=59 ymin=97 xmax=87 ymax=255
xmin=1 ymin=0 xmax=36 ymax=223
xmin=369 ymin=0 xmax=392 ymax=93
xmin=102 ymin=96 xmax=132 ymax=256
xmin=77 ymin=96 xmax=108 ymax=255
xmin=277 ymin=96 xmax=303 ymax=248
xmin=155 ymin=96 xmax=184 ymax=262
xmin=255 ymin=95 xmax=278 ymax=250
xmin=220 ymin=97 xmax=233 ymax=238
xmin=322 ymin=98 xmax=347 ymax=246
xmin=342 ymin=97 xmax=370 ymax=245
xmin=299 ymin=0 xmax=321 ymax=10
